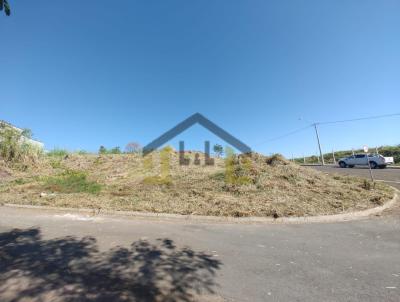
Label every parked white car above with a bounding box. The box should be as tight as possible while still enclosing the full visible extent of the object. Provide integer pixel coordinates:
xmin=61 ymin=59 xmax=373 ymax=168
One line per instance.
xmin=338 ymin=154 xmax=394 ymax=169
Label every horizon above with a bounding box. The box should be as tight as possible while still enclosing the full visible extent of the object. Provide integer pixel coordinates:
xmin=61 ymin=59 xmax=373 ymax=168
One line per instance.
xmin=4 ymin=113 xmax=399 ymax=158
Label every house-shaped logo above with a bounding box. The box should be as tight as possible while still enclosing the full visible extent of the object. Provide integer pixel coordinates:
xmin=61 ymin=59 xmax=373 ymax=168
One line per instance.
xmin=142 ymin=113 xmax=252 ymax=157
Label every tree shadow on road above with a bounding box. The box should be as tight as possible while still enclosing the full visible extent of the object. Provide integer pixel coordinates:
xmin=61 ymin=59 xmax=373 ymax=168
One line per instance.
xmin=0 ymin=228 xmax=221 ymax=302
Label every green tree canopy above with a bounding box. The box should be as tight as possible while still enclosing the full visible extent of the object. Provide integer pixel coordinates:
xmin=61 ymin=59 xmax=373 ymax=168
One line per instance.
xmin=21 ymin=128 xmax=33 ymax=139
xmin=110 ymin=146 xmax=121 ymax=154
xmin=213 ymin=144 xmax=224 ymax=157
xmin=98 ymin=146 xmax=107 ymax=154
xmin=0 ymin=0 xmax=11 ymax=16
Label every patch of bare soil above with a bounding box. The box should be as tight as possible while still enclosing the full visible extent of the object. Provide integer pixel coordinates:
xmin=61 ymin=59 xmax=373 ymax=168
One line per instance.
xmin=0 ymin=152 xmax=394 ymax=217
xmin=0 ymin=169 xmax=11 ymax=179
xmin=0 ymin=161 xmax=12 ymax=183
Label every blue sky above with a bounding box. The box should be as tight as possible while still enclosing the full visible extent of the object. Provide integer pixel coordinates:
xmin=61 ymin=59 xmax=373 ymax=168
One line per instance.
xmin=1 ymin=0 xmax=399 ymax=157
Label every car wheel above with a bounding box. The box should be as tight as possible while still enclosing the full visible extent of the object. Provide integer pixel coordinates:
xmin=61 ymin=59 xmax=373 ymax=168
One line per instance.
xmin=339 ymin=161 xmax=347 ymax=168
xmin=369 ymin=161 xmax=378 ymax=169
xmin=378 ymin=165 xmax=387 ymax=169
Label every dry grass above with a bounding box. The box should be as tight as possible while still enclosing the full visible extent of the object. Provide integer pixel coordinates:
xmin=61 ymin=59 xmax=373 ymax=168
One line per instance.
xmin=0 ymin=152 xmax=394 ymax=217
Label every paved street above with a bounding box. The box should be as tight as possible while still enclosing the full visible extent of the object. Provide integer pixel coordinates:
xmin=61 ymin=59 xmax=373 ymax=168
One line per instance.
xmin=309 ymin=165 xmax=400 ymax=190
xmin=0 ymin=202 xmax=399 ymax=302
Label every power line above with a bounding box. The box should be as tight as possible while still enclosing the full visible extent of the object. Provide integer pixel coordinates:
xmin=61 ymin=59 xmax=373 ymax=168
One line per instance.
xmin=255 ymin=112 xmax=400 ymax=147
xmin=317 ymin=112 xmax=400 ymax=125
xmin=255 ymin=125 xmax=312 ymax=146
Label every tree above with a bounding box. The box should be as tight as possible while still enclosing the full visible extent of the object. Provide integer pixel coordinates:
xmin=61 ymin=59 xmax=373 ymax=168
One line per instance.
xmin=125 ymin=142 xmax=142 ymax=154
xmin=213 ymin=144 xmax=223 ymax=157
xmin=110 ymin=146 xmax=121 ymax=154
xmin=21 ymin=128 xmax=33 ymax=139
xmin=98 ymin=146 xmax=107 ymax=154
xmin=0 ymin=0 xmax=11 ymax=16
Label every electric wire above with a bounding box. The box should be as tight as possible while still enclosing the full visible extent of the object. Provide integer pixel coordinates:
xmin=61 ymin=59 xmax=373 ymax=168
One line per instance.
xmin=256 ymin=112 xmax=400 ymax=146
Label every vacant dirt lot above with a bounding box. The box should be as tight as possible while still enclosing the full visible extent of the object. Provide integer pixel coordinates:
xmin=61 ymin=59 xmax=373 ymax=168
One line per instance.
xmin=0 ymin=153 xmax=394 ymax=217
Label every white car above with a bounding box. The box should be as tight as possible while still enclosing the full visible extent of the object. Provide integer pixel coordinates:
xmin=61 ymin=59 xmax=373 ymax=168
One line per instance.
xmin=338 ymin=154 xmax=394 ymax=169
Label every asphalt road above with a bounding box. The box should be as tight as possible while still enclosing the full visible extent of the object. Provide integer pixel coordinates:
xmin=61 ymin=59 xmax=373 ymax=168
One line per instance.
xmin=0 ymin=205 xmax=399 ymax=302
xmin=309 ymin=165 xmax=400 ymax=190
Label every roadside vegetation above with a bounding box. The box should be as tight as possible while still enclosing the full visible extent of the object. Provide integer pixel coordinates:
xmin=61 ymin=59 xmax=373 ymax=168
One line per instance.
xmin=0 ymin=149 xmax=394 ymax=217
xmin=295 ymin=144 xmax=400 ymax=165
xmin=0 ymin=125 xmax=395 ymax=217
xmin=44 ymin=170 xmax=102 ymax=194
xmin=0 ymin=126 xmax=43 ymax=168
xmin=47 ymin=148 xmax=69 ymax=157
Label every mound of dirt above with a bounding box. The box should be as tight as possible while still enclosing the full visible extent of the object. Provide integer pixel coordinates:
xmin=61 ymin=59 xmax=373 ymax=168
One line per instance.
xmin=0 ymin=152 xmax=394 ymax=217
xmin=263 ymin=153 xmax=289 ymax=166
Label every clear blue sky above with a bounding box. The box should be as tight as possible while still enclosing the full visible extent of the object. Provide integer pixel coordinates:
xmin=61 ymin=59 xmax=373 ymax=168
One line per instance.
xmin=1 ymin=0 xmax=399 ymax=157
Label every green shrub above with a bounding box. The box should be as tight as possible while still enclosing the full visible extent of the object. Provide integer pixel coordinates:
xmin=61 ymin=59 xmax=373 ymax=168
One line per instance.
xmin=209 ymin=171 xmax=225 ymax=181
xmin=0 ymin=127 xmax=43 ymax=164
xmin=98 ymin=146 xmax=122 ymax=154
xmin=379 ymin=145 xmax=400 ymax=164
xmin=44 ymin=170 xmax=101 ymax=194
xmin=47 ymin=148 xmax=69 ymax=157
xmin=99 ymin=146 xmax=107 ymax=154
xmin=13 ymin=178 xmax=28 ymax=185
xmin=49 ymin=159 xmax=63 ymax=169
xmin=109 ymin=146 xmax=121 ymax=154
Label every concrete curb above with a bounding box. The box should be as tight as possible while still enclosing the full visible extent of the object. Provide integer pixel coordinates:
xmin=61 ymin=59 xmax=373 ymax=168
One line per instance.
xmin=2 ymin=188 xmax=399 ymax=224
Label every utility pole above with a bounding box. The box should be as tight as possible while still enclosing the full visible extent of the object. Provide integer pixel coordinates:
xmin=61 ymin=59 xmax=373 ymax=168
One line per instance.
xmin=332 ymin=149 xmax=336 ymax=164
xmin=364 ymin=146 xmax=374 ymax=182
xmin=313 ymin=123 xmax=325 ymax=165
